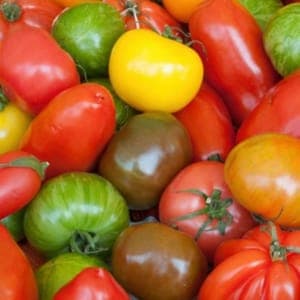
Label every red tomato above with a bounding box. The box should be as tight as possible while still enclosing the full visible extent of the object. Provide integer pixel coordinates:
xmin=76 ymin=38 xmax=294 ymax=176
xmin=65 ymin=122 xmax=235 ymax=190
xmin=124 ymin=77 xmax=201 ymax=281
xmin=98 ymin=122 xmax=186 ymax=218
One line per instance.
xmin=189 ymin=0 xmax=280 ymax=126
xmin=0 ymin=150 xmax=47 ymax=219
xmin=54 ymin=267 xmax=130 ymax=300
xmin=174 ymin=82 xmax=236 ymax=162
xmin=159 ymin=160 xmax=256 ymax=263
xmin=0 ymin=24 xmax=80 ymax=116
xmin=237 ymin=70 xmax=300 ymax=143
xmin=0 ymin=224 xmax=38 ymax=300
xmin=104 ymin=0 xmax=184 ymax=38
xmin=20 ymin=83 xmax=116 ymax=179
xmin=198 ymin=223 xmax=300 ymax=299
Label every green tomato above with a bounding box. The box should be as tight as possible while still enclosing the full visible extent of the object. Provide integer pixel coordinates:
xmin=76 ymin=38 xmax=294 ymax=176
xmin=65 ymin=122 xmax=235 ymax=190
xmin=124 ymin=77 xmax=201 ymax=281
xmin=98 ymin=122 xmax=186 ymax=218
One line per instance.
xmin=89 ymin=77 xmax=138 ymax=130
xmin=263 ymin=3 xmax=300 ymax=76
xmin=238 ymin=0 xmax=283 ymax=31
xmin=52 ymin=3 xmax=125 ymax=78
xmin=36 ymin=252 xmax=106 ymax=300
xmin=23 ymin=172 xmax=130 ymax=259
xmin=98 ymin=112 xmax=192 ymax=210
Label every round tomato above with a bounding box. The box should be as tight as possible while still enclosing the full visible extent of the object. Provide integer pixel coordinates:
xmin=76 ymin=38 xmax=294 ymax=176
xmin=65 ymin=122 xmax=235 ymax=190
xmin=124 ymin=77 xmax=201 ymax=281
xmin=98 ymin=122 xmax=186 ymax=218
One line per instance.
xmin=109 ymin=28 xmax=203 ymax=113
xmin=224 ymin=133 xmax=300 ymax=227
xmin=111 ymin=222 xmax=208 ymax=300
xmin=159 ymin=160 xmax=256 ymax=263
xmin=1 ymin=208 xmax=25 ymax=242
xmin=23 ymin=172 xmax=130 ymax=259
xmin=198 ymin=223 xmax=300 ymax=299
xmin=53 ymin=0 xmax=98 ymax=7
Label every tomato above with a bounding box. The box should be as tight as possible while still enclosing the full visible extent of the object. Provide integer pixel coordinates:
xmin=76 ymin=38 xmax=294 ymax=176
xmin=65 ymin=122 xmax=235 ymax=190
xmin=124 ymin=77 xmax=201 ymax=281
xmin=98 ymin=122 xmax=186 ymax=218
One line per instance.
xmin=0 ymin=24 xmax=80 ymax=116
xmin=224 ymin=133 xmax=300 ymax=228
xmin=174 ymin=82 xmax=236 ymax=162
xmin=236 ymin=70 xmax=300 ymax=143
xmin=111 ymin=222 xmax=208 ymax=300
xmin=189 ymin=0 xmax=280 ymax=126
xmin=20 ymin=83 xmax=115 ymax=179
xmin=109 ymin=28 xmax=203 ymax=113
xmin=53 ymin=0 xmax=99 ymax=7
xmin=0 ymin=150 xmax=48 ymax=219
xmin=159 ymin=160 xmax=256 ymax=263
xmin=0 ymin=0 xmax=63 ymax=42
xmin=98 ymin=111 xmax=193 ymax=210
xmin=54 ymin=267 xmax=130 ymax=300
xmin=1 ymin=208 xmax=25 ymax=242
xmin=264 ymin=4 xmax=300 ymax=77
xmin=162 ymin=0 xmax=205 ymax=23
xmin=52 ymin=2 xmax=125 ymax=78
xmin=0 ymin=223 xmax=38 ymax=300
xmin=198 ymin=223 xmax=300 ymax=299
xmin=23 ymin=172 xmax=130 ymax=259
xmin=0 ymin=92 xmax=31 ymax=154
xmin=36 ymin=252 xmax=106 ymax=300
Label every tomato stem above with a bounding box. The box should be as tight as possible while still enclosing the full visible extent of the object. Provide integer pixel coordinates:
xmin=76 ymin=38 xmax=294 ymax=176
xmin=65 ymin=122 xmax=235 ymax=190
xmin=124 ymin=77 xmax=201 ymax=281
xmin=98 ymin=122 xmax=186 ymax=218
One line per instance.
xmin=0 ymin=2 xmax=22 ymax=22
xmin=0 ymin=87 xmax=9 ymax=111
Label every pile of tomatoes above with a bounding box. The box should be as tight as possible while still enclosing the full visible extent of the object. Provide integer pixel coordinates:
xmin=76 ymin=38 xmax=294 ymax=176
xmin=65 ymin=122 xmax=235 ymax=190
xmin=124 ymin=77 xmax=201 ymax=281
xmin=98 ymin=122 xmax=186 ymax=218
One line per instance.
xmin=2 ymin=0 xmax=300 ymax=299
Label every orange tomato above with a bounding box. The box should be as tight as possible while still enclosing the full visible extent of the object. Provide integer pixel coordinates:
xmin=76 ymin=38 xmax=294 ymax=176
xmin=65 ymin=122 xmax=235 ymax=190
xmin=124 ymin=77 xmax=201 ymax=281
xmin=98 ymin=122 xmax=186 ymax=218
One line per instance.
xmin=162 ymin=0 xmax=205 ymax=23
xmin=53 ymin=0 xmax=99 ymax=7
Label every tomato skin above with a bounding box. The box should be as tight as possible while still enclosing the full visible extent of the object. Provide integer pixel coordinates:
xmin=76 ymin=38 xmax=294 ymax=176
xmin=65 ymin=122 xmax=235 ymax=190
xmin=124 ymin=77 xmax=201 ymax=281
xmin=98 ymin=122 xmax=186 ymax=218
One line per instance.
xmin=189 ymin=0 xmax=280 ymax=126
xmin=174 ymin=82 xmax=236 ymax=162
xmin=0 ymin=150 xmax=46 ymax=219
xmin=0 ymin=24 xmax=80 ymax=116
xmin=159 ymin=160 xmax=256 ymax=263
xmin=20 ymin=83 xmax=116 ymax=179
xmin=237 ymin=70 xmax=300 ymax=143
xmin=198 ymin=225 xmax=300 ymax=299
xmin=224 ymin=133 xmax=300 ymax=227
xmin=54 ymin=267 xmax=130 ymax=300
xmin=0 ymin=223 xmax=38 ymax=300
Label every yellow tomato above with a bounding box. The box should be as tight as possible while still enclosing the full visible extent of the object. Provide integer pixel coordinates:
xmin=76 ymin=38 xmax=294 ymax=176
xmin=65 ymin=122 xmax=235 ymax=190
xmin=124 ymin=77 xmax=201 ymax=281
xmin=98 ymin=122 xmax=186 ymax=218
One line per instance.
xmin=0 ymin=102 xmax=32 ymax=154
xmin=53 ymin=0 xmax=99 ymax=7
xmin=162 ymin=0 xmax=205 ymax=23
xmin=109 ymin=29 xmax=203 ymax=113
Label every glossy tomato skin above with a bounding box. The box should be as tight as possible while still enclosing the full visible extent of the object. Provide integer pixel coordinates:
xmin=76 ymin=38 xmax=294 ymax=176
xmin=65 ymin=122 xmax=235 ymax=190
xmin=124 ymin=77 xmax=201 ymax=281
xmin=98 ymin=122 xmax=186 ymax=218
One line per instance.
xmin=20 ymin=83 xmax=115 ymax=179
xmin=0 ymin=224 xmax=38 ymax=300
xmin=224 ymin=133 xmax=300 ymax=228
xmin=174 ymin=82 xmax=236 ymax=162
xmin=189 ymin=0 xmax=280 ymax=126
xmin=198 ymin=224 xmax=300 ymax=299
xmin=237 ymin=70 xmax=300 ymax=143
xmin=54 ymin=267 xmax=130 ymax=300
xmin=112 ymin=222 xmax=208 ymax=300
xmin=159 ymin=160 xmax=256 ymax=263
xmin=98 ymin=111 xmax=193 ymax=210
xmin=0 ymin=150 xmax=47 ymax=219
xmin=0 ymin=24 xmax=80 ymax=115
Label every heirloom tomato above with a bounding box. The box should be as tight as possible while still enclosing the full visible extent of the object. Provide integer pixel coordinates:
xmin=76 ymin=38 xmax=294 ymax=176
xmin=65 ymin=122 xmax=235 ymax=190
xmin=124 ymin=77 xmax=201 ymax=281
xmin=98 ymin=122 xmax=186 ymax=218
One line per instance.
xmin=189 ymin=0 xmax=280 ymax=126
xmin=237 ymin=70 xmax=300 ymax=143
xmin=112 ymin=222 xmax=208 ymax=300
xmin=159 ymin=160 xmax=256 ymax=263
xmin=0 ymin=150 xmax=48 ymax=219
xmin=36 ymin=252 xmax=106 ymax=300
xmin=52 ymin=2 xmax=125 ymax=78
xmin=20 ymin=83 xmax=115 ymax=178
xmin=198 ymin=223 xmax=300 ymax=299
xmin=99 ymin=111 xmax=192 ymax=210
xmin=109 ymin=28 xmax=203 ymax=113
xmin=24 ymin=172 xmax=130 ymax=259
xmin=0 ymin=24 xmax=80 ymax=115
xmin=0 ymin=223 xmax=38 ymax=300
xmin=174 ymin=82 xmax=236 ymax=162
xmin=54 ymin=267 xmax=130 ymax=300
xmin=1 ymin=208 xmax=25 ymax=241
xmin=224 ymin=133 xmax=300 ymax=227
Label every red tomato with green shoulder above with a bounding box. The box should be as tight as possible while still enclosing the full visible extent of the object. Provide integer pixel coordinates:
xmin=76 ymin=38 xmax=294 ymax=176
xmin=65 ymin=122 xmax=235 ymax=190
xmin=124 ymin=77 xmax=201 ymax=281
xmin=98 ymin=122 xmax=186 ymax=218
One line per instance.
xmin=189 ymin=0 xmax=280 ymax=126
xmin=174 ymin=82 xmax=236 ymax=162
xmin=0 ymin=223 xmax=38 ymax=300
xmin=0 ymin=24 xmax=80 ymax=115
xmin=20 ymin=83 xmax=116 ymax=179
xmin=0 ymin=150 xmax=48 ymax=219
xmin=54 ymin=267 xmax=130 ymax=300
xmin=159 ymin=160 xmax=256 ymax=263
xmin=198 ymin=223 xmax=300 ymax=299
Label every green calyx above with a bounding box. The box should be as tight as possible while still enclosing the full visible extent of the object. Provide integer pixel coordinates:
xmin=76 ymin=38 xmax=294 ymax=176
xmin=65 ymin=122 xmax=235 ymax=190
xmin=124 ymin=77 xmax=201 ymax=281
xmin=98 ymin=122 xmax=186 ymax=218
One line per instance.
xmin=1 ymin=2 xmax=22 ymax=22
